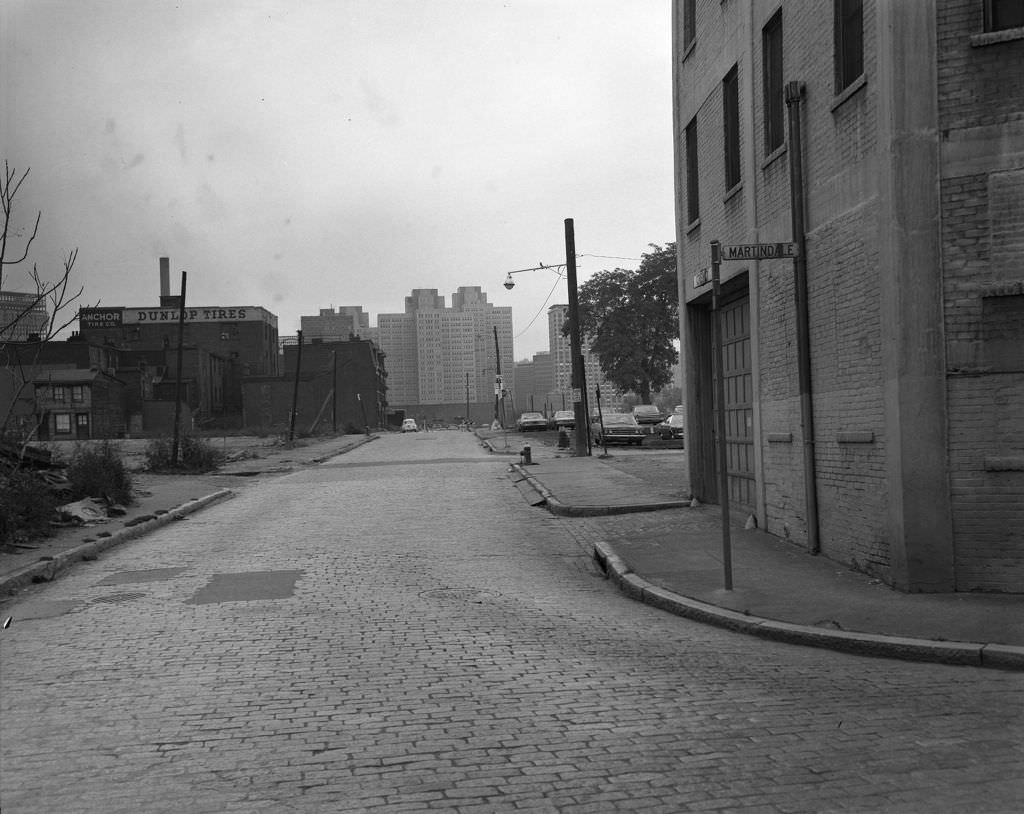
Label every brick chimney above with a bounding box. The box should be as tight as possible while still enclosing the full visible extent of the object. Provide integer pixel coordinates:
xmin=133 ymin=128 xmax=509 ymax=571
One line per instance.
xmin=159 ymin=257 xmax=181 ymax=308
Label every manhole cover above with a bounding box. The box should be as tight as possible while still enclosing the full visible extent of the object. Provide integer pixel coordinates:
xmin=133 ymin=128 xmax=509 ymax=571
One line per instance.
xmin=420 ymin=587 xmax=500 ymax=603
xmin=91 ymin=592 xmax=147 ymax=604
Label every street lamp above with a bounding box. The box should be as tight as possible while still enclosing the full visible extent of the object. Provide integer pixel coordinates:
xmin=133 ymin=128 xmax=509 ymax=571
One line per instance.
xmin=502 ymin=218 xmax=589 ymax=457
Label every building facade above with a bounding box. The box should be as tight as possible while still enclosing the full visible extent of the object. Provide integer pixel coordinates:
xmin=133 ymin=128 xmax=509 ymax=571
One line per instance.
xmin=673 ymin=0 xmax=1024 ymax=591
xmin=0 ymin=291 xmax=49 ymax=342
xmin=374 ymin=286 xmax=514 ymax=422
xmin=547 ymin=305 xmax=626 ymax=415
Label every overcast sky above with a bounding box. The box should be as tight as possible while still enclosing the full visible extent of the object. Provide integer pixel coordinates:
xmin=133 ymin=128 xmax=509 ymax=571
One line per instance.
xmin=2 ymin=0 xmax=674 ymax=360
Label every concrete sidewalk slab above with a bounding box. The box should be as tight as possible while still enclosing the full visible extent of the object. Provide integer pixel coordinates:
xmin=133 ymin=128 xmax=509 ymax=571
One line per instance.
xmin=505 ymin=452 xmax=1024 ymax=670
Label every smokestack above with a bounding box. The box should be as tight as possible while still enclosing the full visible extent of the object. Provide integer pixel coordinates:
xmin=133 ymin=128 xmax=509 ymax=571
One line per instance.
xmin=159 ymin=257 xmax=182 ymax=308
xmin=159 ymin=257 xmax=170 ymax=298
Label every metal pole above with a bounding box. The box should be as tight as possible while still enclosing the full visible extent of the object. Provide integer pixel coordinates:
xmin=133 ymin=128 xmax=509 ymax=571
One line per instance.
xmin=331 ymin=350 xmax=337 ymax=434
xmin=170 ymin=271 xmax=187 ymax=467
xmin=565 ymin=218 xmax=589 ymax=457
xmin=786 ymin=80 xmax=820 ymax=555
xmin=289 ymin=330 xmax=303 ymax=442
xmin=493 ymin=325 xmax=501 ymax=426
xmin=711 ymin=241 xmax=733 ymax=591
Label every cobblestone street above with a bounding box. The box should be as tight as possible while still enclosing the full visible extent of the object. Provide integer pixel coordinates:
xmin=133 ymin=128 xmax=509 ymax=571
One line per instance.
xmin=1 ymin=431 xmax=1021 ymax=813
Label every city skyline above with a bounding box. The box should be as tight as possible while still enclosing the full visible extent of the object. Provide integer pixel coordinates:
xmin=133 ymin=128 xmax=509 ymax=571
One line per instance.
xmin=2 ymin=1 xmax=675 ymax=361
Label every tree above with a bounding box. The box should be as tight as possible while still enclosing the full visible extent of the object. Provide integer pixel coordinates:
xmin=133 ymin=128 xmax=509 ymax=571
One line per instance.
xmin=567 ymin=243 xmax=678 ymax=404
xmin=1 ymin=161 xmax=86 ymax=444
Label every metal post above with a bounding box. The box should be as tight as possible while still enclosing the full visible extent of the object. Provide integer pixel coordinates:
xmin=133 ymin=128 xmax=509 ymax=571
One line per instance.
xmin=170 ymin=271 xmax=187 ymax=467
xmin=711 ymin=241 xmax=733 ymax=591
xmin=565 ymin=218 xmax=589 ymax=457
xmin=786 ymin=80 xmax=820 ymax=555
xmin=289 ymin=330 xmax=303 ymax=442
xmin=331 ymin=350 xmax=337 ymax=434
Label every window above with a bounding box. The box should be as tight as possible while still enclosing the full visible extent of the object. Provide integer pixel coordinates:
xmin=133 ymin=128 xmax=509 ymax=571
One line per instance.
xmin=762 ymin=11 xmax=785 ymax=154
xmin=834 ymin=0 xmax=864 ymax=92
xmin=54 ymin=413 xmax=72 ymax=434
xmin=723 ymin=65 xmax=741 ymax=191
xmin=52 ymin=385 xmax=66 ymax=402
xmin=682 ymin=0 xmax=696 ymax=51
xmin=685 ymin=117 xmax=700 ymax=224
xmin=71 ymin=385 xmax=85 ymax=403
xmin=986 ymin=0 xmax=1024 ymax=31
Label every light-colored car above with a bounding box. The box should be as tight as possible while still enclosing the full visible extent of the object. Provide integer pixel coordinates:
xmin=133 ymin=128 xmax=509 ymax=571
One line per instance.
xmin=516 ymin=411 xmax=549 ymax=432
xmin=401 ymin=418 xmax=418 ymax=433
xmin=553 ymin=409 xmax=575 ymax=429
xmin=655 ymin=413 xmax=686 ymax=441
xmin=592 ymin=412 xmax=644 ymax=446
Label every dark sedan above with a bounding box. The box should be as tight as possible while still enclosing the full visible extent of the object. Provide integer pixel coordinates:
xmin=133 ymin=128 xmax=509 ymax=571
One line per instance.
xmin=592 ymin=413 xmax=644 ymax=446
xmin=516 ymin=412 xmax=550 ymax=432
xmin=655 ymin=413 xmax=685 ymax=441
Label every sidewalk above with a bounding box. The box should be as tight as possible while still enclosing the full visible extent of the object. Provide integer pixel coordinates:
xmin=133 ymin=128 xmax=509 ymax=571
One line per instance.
xmin=503 ymin=440 xmax=1024 ymax=671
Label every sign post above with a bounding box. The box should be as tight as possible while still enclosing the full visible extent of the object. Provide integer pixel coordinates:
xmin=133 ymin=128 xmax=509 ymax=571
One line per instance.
xmin=709 ymin=242 xmax=733 ymax=591
xmin=696 ymin=239 xmax=798 ymax=590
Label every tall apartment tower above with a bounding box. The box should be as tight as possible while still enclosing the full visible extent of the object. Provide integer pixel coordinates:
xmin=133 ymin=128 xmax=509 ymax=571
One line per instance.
xmin=376 ymin=287 xmax=513 ymax=410
xmin=673 ymin=0 xmax=1024 ymax=591
xmin=547 ymin=305 xmax=624 ymax=412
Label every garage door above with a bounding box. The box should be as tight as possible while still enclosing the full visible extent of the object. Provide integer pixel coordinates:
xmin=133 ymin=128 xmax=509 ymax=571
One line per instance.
xmin=722 ymin=296 xmax=754 ymax=509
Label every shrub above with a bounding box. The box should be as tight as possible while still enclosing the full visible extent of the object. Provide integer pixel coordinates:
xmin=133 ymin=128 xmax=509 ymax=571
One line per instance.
xmin=67 ymin=441 xmax=133 ymax=505
xmin=0 ymin=467 xmax=59 ymax=544
xmin=145 ymin=434 xmax=224 ymax=472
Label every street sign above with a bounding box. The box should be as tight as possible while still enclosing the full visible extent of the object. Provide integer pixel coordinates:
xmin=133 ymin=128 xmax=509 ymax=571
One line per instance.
xmin=692 ymin=267 xmax=710 ymax=288
xmin=570 ymin=388 xmax=582 ymax=402
xmin=721 ymin=242 xmax=797 ymax=261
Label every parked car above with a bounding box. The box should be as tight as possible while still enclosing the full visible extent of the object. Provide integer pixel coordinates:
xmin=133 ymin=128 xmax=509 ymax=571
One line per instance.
xmin=592 ymin=412 xmax=645 ymax=446
xmin=553 ymin=409 xmax=575 ymax=430
xmin=401 ymin=418 xmax=418 ymax=433
xmin=516 ymin=411 xmax=549 ymax=432
xmin=632 ymin=404 xmax=665 ymax=434
xmin=655 ymin=413 xmax=686 ymax=441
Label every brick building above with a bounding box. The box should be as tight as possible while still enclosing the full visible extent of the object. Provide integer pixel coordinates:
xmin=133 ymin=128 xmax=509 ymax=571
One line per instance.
xmin=673 ymin=0 xmax=1024 ymax=591
xmin=242 ymin=337 xmax=387 ymax=434
xmin=75 ymin=257 xmax=280 ymax=427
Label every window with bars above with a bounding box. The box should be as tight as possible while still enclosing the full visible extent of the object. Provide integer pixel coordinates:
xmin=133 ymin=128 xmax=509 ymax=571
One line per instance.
xmin=685 ymin=117 xmax=700 ymax=224
xmin=985 ymin=0 xmax=1024 ymax=31
xmin=762 ymin=11 xmax=785 ymax=154
xmin=723 ymin=65 xmax=741 ymax=191
xmin=834 ymin=0 xmax=864 ymax=92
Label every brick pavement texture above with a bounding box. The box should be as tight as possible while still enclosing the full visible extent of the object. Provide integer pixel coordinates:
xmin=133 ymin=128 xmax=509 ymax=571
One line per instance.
xmin=1 ymin=431 xmax=1022 ymax=813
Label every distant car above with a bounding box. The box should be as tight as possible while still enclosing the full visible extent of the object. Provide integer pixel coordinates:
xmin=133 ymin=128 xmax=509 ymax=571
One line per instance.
xmin=592 ymin=412 xmax=644 ymax=446
xmin=401 ymin=418 xmax=418 ymax=433
xmin=655 ymin=413 xmax=686 ymax=441
xmin=553 ymin=410 xmax=575 ymax=430
xmin=673 ymin=405 xmax=685 ymax=414
xmin=516 ymin=411 xmax=549 ymax=432
xmin=632 ymin=404 xmax=665 ymax=434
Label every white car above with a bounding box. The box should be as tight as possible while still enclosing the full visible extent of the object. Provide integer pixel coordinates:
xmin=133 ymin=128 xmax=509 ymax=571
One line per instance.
xmin=401 ymin=418 xmax=418 ymax=433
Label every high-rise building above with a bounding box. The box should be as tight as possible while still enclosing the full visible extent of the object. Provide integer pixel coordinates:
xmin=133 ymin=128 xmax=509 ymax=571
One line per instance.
xmin=547 ymin=304 xmax=625 ymax=412
xmin=300 ymin=306 xmax=374 ymax=343
xmin=0 ymin=290 xmax=49 ymax=341
xmin=375 ymin=286 xmax=513 ymax=412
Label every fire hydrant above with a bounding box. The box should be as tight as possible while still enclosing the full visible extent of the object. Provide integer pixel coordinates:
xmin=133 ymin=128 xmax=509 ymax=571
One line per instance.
xmin=520 ymin=444 xmax=532 ymax=466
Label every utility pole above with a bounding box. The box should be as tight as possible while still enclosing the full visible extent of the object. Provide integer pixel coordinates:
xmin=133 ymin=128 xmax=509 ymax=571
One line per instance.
xmin=170 ymin=271 xmax=187 ymax=467
xmin=289 ymin=330 xmax=303 ymax=442
xmin=331 ymin=350 xmax=337 ymax=434
xmin=493 ymin=325 xmax=502 ymax=427
xmin=565 ymin=218 xmax=588 ymax=457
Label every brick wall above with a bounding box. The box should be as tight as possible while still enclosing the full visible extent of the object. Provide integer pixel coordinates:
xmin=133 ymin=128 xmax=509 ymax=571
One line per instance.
xmin=938 ymin=1 xmax=1024 ymax=591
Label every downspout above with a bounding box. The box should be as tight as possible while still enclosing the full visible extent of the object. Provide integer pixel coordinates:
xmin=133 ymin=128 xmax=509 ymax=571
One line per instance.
xmin=785 ymin=80 xmax=821 ymax=555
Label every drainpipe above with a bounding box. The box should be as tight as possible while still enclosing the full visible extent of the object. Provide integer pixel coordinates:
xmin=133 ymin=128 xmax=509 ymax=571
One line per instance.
xmin=785 ymin=80 xmax=821 ymax=555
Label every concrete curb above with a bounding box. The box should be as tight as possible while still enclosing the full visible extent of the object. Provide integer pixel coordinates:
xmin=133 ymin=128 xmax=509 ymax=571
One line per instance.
xmin=592 ymin=540 xmax=1024 ymax=671
xmin=509 ymin=462 xmax=689 ymax=516
xmin=0 ymin=489 xmax=235 ymax=598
